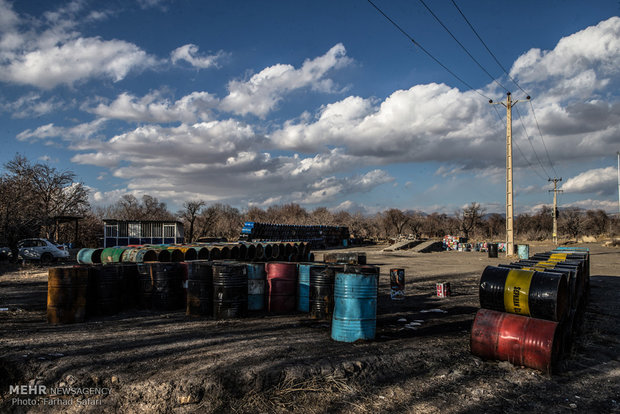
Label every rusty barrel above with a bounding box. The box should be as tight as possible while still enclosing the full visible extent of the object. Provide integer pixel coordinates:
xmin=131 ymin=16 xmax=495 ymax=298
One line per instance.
xmin=309 ymin=264 xmax=340 ymax=320
xmin=88 ymin=264 xmax=122 ymax=315
xmin=185 ymin=261 xmax=213 ymax=316
xmin=470 ymin=308 xmax=560 ymax=373
xmin=47 ymin=267 xmax=88 ymax=324
xmin=247 ymin=263 xmax=266 ymax=311
xmin=331 ymin=266 xmax=379 ymax=342
xmin=479 ymin=266 xmax=568 ymax=322
xmin=266 ymin=262 xmax=297 ymax=312
xmin=213 ymin=262 xmax=247 ymax=318
xmin=122 ymin=248 xmax=158 ymax=263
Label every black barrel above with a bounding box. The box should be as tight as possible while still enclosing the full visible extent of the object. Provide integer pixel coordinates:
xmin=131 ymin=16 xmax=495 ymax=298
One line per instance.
xmin=309 ymin=264 xmax=341 ymax=320
xmin=136 ymin=262 xmax=184 ymax=310
xmin=117 ymin=263 xmax=139 ymax=310
xmin=213 ymin=262 xmax=247 ymax=319
xmin=185 ymin=261 xmax=213 ymax=316
xmin=89 ymin=264 xmax=122 ymax=315
xmin=488 ymin=243 xmax=499 ymax=258
xmin=479 ymin=265 xmax=568 ymax=322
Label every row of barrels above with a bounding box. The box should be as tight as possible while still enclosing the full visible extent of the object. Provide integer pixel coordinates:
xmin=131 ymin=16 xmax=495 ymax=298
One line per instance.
xmin=77 ymin=241 xmax=313 ymax=265
xmin=471 ymin=247 xmax=590 ymax=373
xmin=47 ymin=260 xmax=381 ymax=343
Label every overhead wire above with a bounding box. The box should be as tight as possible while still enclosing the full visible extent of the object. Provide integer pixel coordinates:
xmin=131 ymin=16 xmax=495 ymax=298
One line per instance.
xmin=417 ymin=0 xmax=509 ymax=93
xmin=450 ymin=0 xmax=560 ymax=179
xmin=513 ymin=104 xmax=551 ymax=179
xmin=492 ymin=105 xmax=547 ymax=181
xmin=365 ymin=0 xmax=493 ymax=101
xmin=449 ymin=0 xmax=528 ymax=96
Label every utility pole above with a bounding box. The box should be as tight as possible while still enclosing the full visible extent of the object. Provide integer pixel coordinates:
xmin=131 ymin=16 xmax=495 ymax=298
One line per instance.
xmin=617 ymin=151 xmax=620 ymax=216
xmin=549 ymin=178 xmax=563 ymax=244
xmin=490 ymin=92 xmax=529 ymax=257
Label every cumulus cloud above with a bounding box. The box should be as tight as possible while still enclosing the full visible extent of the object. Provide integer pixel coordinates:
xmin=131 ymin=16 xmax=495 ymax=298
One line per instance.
xmin=16 ymin=118 xmax=108 ymax=143
xmin=89 ymin=91 xmax=218 ymax=123
xmin=171 ymin=44 xmax=226 ymax=69
xmin=272 ymin=83 xmax=500 ymax=167
xmin=0 ymin=1 xmax=156 ymax=89
xmin=220 ymin=43 xmax=352 ymax=117
xmin=561 ymin=166 xmax=617 ymax=195
xmin=562 ymin=199 xmax=618 ymax=212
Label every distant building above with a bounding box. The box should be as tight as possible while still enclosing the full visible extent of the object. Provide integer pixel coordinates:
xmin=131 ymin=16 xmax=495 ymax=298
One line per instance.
xmin=103 ymin=219 xmax=184 ymax=247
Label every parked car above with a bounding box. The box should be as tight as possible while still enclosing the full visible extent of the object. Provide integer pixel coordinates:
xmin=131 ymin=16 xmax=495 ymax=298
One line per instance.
xmin=16 ymin=238 xmax=70 ymax=264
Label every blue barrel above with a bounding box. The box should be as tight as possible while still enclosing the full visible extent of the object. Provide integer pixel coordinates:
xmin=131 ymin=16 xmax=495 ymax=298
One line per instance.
xmin=297 ymin=263 xmax=313 ymax=312
xmin=517 ymin=244 xmax=530 ymax=260
xmin=331 ymin=268 xmax=378 ymax=342
xmin=246 ymin=263 xmax=266 ymax=311
xmin=77 ymin=248 xmax=103 ymax=264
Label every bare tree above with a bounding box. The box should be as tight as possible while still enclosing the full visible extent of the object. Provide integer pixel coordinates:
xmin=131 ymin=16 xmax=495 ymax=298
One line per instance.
xmin=560 ymin=207 xmax=583 ymax=240
xmin=107 ymin=194 xmax=173 ymax=221
xmin=178 ymin=200 xmax=205 ymax=243
xmin=584 ymin=209 xmax=609 ymax=236
xmin=456 ymin=202 xmax=485 ymax=240
xmin=382 ymin=209 xmax=410 ymax=237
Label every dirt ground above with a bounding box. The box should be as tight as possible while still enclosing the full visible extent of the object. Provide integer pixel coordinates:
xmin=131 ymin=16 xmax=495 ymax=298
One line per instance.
xmin=0 ymin=241 xmax=618 ymax=414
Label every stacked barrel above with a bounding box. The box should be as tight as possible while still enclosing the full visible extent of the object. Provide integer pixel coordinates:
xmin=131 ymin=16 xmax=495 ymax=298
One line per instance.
xmin=77 ymin=241 xmax=312 ymax=265
xmin=49 ymin=248 xmax=380 ymax=344
xmin=470 ymin=247 xmax=590 ymax=373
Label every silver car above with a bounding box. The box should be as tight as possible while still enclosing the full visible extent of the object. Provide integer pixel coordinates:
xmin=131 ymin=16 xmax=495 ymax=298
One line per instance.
xmin=17 ymin=238 xmax=70 ymax=264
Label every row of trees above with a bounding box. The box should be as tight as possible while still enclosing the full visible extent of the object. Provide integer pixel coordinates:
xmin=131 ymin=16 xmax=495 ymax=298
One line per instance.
xmin=1 ymin=155 xmax=618 ymax=249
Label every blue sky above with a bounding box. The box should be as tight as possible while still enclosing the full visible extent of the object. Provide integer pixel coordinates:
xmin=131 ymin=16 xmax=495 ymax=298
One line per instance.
xmin=1 ymin=0 xmax=619 ymax=215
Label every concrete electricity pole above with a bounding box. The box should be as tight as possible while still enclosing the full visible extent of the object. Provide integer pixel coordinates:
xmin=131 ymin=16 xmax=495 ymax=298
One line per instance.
xmin=549 ymin=178 xmax=563 ymax=244
xmin=490 ymin=92 xmax=529 ymax=257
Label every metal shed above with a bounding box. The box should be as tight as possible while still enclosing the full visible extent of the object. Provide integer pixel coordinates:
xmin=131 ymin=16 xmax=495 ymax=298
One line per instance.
xmin=103 ymin=219 xmax=184 ymax=247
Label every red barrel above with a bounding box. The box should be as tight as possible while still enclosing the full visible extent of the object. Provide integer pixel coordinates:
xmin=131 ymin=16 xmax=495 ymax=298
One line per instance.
xmin=266 ymin=262 xmax=297 ymax=312
xmin=470 ymin=308 xmax=560 ymax=374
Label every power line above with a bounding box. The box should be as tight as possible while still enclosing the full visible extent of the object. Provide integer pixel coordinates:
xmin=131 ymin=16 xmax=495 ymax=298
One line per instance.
xmin=449 ymin=0 xmax=559 ymax=178
xmin=529 ymin=99 xmax=559 ymax=177
xmin=417 ymin=0 xmax=509 ymax=92
xmin=514 ymin=104 xmax=551 ymax=179
xmin=492 ymin=105 xmax=547 ymax=181
xmin=449 ymin=0 xmax=528 ymax=96
xmin=366 ymin=0 xmax=493 ymax=101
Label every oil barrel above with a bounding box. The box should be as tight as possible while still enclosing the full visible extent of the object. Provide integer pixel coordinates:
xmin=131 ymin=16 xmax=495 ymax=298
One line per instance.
xmin=185 ymin=261 xmax=213 ymax=316
xmin=487 ymin=243 xmax=499 ymax=258
xmin=331 ymin=267 xmax=379 ymax=342
xmin=213 ymin=262 xmax=247 ymax=318
xmin=136 ymin=262 xmax=184 ymax=310
xmin=470 ymin=308 xmax=560 ymax=374
xmin=208 ymin=247 xmax=221 ymax=260
xmin=297 ymin=263 xmax=315 ymax=312
xmin=247 ymin=263 xmax=266 ymax=311
xmin=100 ymin=247 xmax=128 ymax=264
xmin=309 ymin=264 xmax=340 ymax=320
xmin=181 ymin=247 xmax=198 ymax=261
xmin=156 ymin=249 xmax=171 ymax=262
xmin=266 ymin=262 xmax=297 ymax=312
xmin=167 ymin=248 xmax=185 ymax=262
xmin=479 ymin=265 xmax=568 ymax=322
xmin=88 ymin=264 xmax=122 ymax=315
xmin=122 ymin=248 xmax=158 ymax=263
xmin=47 ymin=266 xmax=88 ymax=324
xmin=77 ymin=248 xmax=103 ymax=264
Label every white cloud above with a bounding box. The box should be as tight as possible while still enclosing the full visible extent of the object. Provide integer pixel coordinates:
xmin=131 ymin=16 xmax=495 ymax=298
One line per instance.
xmin=1 ymin=37 xmax=157 ymax=89
xmin=171 ymin=44 xmax=226 ymax=69
xmin=16 ymin=118 xmax=108 ymax=143
xmin=220 ymin=43 xmax=352 ymax=117
xmin=511 ymin=17 xmax=620 ymax=99
xmin=562 ymin=199 xmax=618 ymax=213
xmin=1 ymin=92 xmax=68 ymax=118
xmin=89 ymin=91 xmax=218 ymax=123
xmin=561 ymin=166 xmax=617 ymax=195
